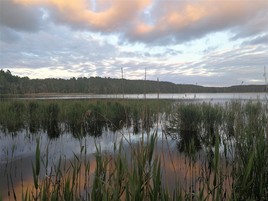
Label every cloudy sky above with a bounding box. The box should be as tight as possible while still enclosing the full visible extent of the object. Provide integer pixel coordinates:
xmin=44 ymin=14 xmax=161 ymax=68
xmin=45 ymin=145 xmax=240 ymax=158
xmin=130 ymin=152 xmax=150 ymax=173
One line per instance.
xmin=0 ymin=0 xmax=267 ymax=86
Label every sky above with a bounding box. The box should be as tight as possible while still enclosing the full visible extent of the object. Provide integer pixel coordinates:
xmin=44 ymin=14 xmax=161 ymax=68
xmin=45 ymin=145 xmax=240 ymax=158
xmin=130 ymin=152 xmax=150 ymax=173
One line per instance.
xmin=0 ymin=0 xmax=267 ymax=86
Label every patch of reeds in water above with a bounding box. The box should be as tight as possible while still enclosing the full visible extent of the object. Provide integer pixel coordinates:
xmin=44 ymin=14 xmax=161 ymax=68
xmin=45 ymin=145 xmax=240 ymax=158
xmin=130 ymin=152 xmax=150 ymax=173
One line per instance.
xmin=1 ymin=100 xmax=267 ymax=200
xmin=0 ymin=99 xmax=171 ymax=138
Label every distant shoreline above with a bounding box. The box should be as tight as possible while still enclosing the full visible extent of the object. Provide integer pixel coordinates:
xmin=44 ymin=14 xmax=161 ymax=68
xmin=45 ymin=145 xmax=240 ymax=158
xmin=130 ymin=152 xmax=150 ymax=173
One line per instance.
xmin=1 ymin=70 xmax=267 ymax=95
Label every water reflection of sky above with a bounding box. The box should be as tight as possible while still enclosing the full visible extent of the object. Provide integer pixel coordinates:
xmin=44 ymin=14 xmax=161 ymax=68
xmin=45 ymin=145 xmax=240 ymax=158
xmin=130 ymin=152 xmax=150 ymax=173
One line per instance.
xmin=0 ymin=125 xmax=174 ymax=165
xmin=0 ymin=130 xmax=116 ymax=164
xmin=0 ymin=116 xmax=245 ymax=167
xmin=15 ymin=92 xmax=268 ymax=102
xmin=0 ymin=123 xmax=235 ymax=201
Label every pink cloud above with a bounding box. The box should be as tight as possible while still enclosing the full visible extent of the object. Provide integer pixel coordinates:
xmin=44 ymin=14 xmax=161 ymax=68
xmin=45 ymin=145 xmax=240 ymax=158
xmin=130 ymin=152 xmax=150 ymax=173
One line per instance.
xmin=9 ymin=0 xmax=268 ymax=44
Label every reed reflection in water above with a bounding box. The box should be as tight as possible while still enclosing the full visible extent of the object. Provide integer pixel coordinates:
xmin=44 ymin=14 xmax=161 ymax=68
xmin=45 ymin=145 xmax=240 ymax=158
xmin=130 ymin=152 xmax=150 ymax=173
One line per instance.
xmin=0 ymin=99 xmax=267 ymax=200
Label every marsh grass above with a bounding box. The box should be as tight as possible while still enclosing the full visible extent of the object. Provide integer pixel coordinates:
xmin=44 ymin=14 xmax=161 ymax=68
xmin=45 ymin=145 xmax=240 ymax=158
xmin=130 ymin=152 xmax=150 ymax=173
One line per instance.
xmin=0 ymin=99 xmax=171 ymax=138
xmin=230 ymin=101 xmax=268 ymax=200
xmin=1 ymin=100 xmax=267 ymax=200
xmin=164 ymin=101 xmax=267 ymax=200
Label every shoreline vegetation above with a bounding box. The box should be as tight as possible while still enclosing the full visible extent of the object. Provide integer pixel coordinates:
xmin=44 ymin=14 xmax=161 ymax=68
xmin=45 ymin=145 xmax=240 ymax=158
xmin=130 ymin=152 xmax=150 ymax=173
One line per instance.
xmin=0 ymin=99 xmax=267 ymax=200
xmin=1 ymin=69 xmax=267 ymax=95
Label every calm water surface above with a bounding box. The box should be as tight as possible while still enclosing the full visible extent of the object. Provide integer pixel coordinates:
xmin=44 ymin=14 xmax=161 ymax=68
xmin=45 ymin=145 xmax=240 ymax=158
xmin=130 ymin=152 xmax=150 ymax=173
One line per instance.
xmin=0 ymin=124 xmax=180 ymax=200
xmin=15 ymin=92 xmax=268 ymax=102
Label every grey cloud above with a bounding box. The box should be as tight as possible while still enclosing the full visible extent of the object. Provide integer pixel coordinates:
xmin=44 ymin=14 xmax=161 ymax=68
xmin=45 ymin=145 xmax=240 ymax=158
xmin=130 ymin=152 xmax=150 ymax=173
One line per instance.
xmin=0 ymin=0 xmax=42 ymax=32
xmin=242 ymin=34 xmax=268 ymax=46
xmin=231 ymin=10 xmax=268 ymax=40
xmin=0 ymin=26 xmax=20 ymax=43
xmin=0 ymin=23 xmax=118 ymax=74
xmin=181 ymin=46 xmax=268 ymax=85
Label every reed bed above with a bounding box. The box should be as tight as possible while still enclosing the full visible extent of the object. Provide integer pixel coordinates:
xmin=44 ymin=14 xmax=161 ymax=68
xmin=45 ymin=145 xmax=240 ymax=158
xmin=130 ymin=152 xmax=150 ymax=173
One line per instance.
xmin=0 ymin=99 xmax=267 ymax=200
xmin=0 ymin=99 xmax=172 ymax=137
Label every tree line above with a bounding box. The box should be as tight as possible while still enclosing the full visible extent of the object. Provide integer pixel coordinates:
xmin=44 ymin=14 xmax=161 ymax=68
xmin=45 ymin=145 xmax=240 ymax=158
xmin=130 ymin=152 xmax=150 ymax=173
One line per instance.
xmin=0 ymin=69 xmax=266 ymax=94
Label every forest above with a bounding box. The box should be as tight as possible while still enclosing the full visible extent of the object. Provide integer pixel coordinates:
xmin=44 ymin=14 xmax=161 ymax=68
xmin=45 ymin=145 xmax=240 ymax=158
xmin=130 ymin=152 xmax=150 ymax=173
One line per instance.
xmin=0 ymin=69 xmax=266 ymax=94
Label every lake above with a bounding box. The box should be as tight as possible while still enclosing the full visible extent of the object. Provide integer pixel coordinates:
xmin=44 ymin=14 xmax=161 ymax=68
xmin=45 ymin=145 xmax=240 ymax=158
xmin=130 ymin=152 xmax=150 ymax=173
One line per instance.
xmin=12 ymin=92 xmax=268 ymax=101
xmin=0 ymin=93 xmax=267 ymax=200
